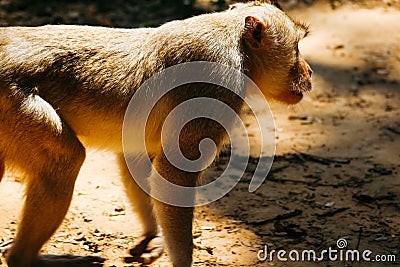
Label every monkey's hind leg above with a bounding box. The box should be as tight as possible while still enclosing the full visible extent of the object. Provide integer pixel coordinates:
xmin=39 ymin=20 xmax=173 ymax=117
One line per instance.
xmin=118 ymin=154 xmax=164 ymax=265
xmin=0 ymin=91 xmax=104 ymax=267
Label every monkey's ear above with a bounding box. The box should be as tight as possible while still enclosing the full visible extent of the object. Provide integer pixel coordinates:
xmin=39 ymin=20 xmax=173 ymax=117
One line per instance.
xmin=244 ymin=16 xmax=268 ymax=50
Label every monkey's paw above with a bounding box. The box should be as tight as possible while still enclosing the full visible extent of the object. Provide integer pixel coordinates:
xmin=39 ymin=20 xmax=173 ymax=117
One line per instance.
xmin=124 ymin=235 xmax=164 ymax=265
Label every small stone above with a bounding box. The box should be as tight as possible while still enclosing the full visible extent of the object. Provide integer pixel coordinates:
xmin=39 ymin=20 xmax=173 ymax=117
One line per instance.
xmin=325 ymin=201 xmax=335 ymax=207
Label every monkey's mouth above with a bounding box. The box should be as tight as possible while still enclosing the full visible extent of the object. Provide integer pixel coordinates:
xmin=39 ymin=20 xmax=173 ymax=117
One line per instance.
xmin=288 ymin=90 xmax=304 ymax=103
xmin=285 ymin=79 xmax=312 ymax=104
xmin=273 ymin=90 xmax=303 ymax=104
xmin=293 ymin=91 xmax=303 ymax=97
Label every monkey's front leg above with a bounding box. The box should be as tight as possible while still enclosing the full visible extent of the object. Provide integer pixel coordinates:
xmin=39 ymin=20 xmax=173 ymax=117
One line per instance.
xmin=152 ymin=201 xmax=193 ymax=267
xmin=150 ymin=153 xmax=197 ymax=267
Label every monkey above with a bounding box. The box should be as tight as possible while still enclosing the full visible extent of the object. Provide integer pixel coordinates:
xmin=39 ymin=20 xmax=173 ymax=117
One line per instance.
xmin=0 ymin=1 xmax=312 ymax=267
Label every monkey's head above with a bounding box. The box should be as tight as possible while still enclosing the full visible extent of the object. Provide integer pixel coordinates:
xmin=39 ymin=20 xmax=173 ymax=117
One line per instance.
xmin=238 ymin=2 xmax=313 ymax=104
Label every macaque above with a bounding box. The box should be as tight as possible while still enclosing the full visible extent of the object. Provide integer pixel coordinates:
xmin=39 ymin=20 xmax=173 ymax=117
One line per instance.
xmin=0 ymin=1 xmax=312 ymax=267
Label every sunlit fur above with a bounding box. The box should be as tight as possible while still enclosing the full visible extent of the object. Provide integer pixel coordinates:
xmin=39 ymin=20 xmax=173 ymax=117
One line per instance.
xmin=0 ymin=2 xmax=311 ymax=267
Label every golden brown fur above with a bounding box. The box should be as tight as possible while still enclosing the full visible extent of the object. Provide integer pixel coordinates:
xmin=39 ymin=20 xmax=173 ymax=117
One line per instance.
xmin=0 ymin=2 xmax=311 ymax=267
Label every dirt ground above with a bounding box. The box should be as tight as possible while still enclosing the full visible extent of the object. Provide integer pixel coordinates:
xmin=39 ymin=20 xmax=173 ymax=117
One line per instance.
xmin=0 ymin=1 xmax=399 ymax=267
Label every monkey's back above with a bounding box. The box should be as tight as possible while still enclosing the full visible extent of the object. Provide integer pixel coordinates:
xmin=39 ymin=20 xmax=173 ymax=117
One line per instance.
xmin=0 ymin=25 xmax=159 ymax=149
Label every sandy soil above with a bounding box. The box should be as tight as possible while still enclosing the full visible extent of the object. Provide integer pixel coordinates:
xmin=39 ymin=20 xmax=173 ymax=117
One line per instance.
xmin=0 ymin=1 xmax=399 ymax=267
